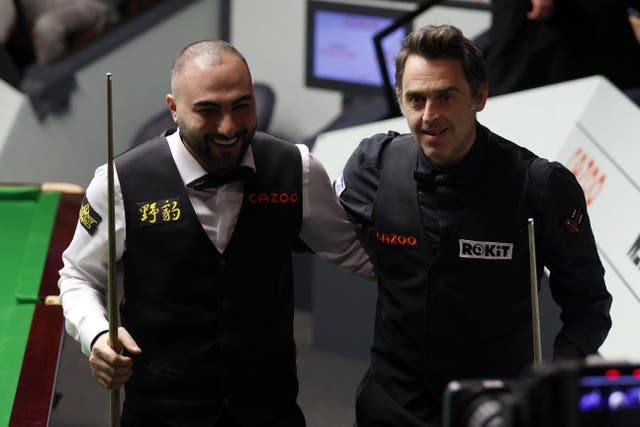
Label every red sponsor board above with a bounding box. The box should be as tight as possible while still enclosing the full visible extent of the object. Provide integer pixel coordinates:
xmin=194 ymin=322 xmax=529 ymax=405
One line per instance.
xmin=565 ymin=147 xmax=606 ymax=206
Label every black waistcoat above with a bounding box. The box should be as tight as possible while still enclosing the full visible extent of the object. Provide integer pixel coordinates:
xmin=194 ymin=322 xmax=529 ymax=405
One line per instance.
xmin=115 ymin=132 xmax=303 ymax=426
xmin=370 ymin=131 xmax=537 ymax=407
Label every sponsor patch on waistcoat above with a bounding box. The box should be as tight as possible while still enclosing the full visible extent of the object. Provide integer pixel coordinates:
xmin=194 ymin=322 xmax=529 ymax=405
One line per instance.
xmin=459 ymin=239 xmax=513 ymax=260
xmin=334 ymin=174 xmax=345 ymax=197
xmin=247 ymin=192 xmax=300 ymax=204
xmin=136 ymin=197 xmax=182 ymax=227
xmin=563 ymin=208 xmax=583 ymax=234
xmin=79 ymin=196 xmax=102 ymax=235
xmin=376 ymin=231 xmax=418 ymax=248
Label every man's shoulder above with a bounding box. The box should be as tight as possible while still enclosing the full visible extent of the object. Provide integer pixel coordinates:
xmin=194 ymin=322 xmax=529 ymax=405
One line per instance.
xmin=350 ymin=131 xmax=413 ymax=170
xmin=479 ymin=126 xmax=548 ymax=181
xmin=251 ymin=132 xmax=302 ymax=172
xmin=482 ymin=126 xmax=537 ymax=162
xmin=117 ymin=133 xmax=168 ymax=161
xmin=252 ymin=131 xmax=294 ymax=147
xmin=526 ymin=157 xmax=577 ymax=195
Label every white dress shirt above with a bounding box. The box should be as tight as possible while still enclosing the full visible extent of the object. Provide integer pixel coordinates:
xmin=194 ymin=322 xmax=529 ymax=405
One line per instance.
xmin=58 ymin=130 xmax=373 ymax=355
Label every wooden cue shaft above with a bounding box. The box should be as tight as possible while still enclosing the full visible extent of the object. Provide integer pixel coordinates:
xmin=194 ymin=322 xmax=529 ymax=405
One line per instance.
xmin=106 ymin=72 xmax=121 ymax=426
xmin=528 ymin=218 xmax=543 ymax=365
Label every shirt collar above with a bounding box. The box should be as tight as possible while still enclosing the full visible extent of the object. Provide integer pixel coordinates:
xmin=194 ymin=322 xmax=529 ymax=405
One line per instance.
xmin=166 ymin=128 xmax=256 ymax=186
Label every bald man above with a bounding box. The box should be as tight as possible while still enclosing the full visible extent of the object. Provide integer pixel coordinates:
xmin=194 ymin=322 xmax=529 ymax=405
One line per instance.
xmin=58 ymin=40 xmax=373 ymax=427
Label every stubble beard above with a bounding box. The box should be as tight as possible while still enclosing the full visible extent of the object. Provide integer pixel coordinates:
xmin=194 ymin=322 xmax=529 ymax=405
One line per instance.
xmin=178 ymin=123 xmax=253 ymax=173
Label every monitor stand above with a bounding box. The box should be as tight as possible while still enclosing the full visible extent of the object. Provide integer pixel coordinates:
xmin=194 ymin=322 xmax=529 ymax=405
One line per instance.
xmin=303 ymin=93 xmax=394 ymax=149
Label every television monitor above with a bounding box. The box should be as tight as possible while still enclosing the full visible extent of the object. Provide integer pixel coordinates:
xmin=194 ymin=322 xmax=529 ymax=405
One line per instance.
xmin=305 ymin=1 xmax=412 ymax=95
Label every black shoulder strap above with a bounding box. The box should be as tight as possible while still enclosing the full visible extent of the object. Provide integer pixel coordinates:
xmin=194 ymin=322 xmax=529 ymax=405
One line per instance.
xmin=518 ymin=156 xmax=552 ymax=231
xmin=525 ymin=157 xmax=552 ymax=195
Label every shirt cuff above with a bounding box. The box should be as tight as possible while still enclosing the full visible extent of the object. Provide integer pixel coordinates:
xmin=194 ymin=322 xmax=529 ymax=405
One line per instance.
xmin=90 ymin=330 xmax=109 ymax=351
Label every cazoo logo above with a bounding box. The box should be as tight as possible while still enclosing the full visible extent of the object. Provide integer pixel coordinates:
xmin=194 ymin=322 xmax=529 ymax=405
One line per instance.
xmin=375 ymin=231 xmax=418 ymax=247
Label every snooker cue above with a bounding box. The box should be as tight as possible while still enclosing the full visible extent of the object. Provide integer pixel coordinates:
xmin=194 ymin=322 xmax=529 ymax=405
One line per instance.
xmin=106 ymin=73 xmax=121 ymax=426
xmin=528 ymin=218 xmax=543 ymax=365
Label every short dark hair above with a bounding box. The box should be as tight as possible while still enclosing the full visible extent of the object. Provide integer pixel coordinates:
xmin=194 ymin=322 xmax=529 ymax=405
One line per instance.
xmin=170 ymin=40 xmax=252 ymax=90
xmin=394 ymin=24 xmax=486 ymax=101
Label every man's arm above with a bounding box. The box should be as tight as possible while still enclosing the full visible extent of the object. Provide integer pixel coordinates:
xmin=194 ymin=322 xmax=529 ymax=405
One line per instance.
xmin=58 ymin=165 xmax=141 ymax=388
xmin=58 ymin=164 xmax=118 ymax=353
xmin=297 ymin=144 xmax=374 ymax=279
xmin=337 ymin=132 xmax=397 ymax=253
xmin=296 ymin=132 xmax=396 ymax=277
xmin=533 ymin=161 xmax=612 ymax=359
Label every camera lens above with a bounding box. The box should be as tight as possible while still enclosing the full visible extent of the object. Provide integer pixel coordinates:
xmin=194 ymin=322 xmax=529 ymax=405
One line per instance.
xmin=464 ymin=392 xmax=509 ymax=427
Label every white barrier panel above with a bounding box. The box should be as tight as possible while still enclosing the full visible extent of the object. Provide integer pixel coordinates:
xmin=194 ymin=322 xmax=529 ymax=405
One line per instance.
xmin=555 ymin=79 xmax=640 ymax=360
xmin=312 ymin=76 xmax=640 ymax=360
xmin=0 ymin=80 xmax=27 ymax=159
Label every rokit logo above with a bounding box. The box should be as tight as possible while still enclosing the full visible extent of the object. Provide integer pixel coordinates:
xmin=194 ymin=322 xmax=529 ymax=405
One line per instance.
xmin=629 ymin=234 xmax=640 ymax=270
xmin=459 ymin=239 xmax=513 ymax=260
xmin=565 ymin=147 xmax=606 ymax=206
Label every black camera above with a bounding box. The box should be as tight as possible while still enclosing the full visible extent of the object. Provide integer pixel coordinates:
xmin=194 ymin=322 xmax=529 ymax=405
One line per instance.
xmin=442 ymin=360 xmax=640 ymax=427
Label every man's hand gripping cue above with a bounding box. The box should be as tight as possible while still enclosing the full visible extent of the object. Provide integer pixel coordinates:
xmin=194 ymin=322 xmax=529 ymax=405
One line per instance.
xmin=89 ymin=326 xmax=142 ymax=390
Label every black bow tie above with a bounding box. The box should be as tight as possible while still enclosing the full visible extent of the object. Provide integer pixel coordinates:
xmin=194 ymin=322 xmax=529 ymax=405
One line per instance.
xmin=413 ymin=170 xmax=461 ymax=190
xmin=187 ymin=167 xmax=254 ymax=190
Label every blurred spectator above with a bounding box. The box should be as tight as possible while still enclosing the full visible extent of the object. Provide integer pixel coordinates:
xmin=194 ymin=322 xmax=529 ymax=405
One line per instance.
xmin=485 ymin=0 xmax=640 ymax=97
xmin=0 ymin=0 xmax=120 ymax=65
xmin=484 ymin=0 xmax=557 ymax=96
xmin=631 ymin=10 xmax=640 ymax=41
xmin=626 ymin=11 xmax=640 ymax=107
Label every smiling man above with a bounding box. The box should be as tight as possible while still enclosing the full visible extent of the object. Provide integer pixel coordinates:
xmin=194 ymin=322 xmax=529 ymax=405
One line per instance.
xmin=336 ymin=25 xmax=612 ymax=426
xmin=167 ymin=47 xmax=256 ymax=174
xmin=58 ymin=40 xmax=373 ymax=426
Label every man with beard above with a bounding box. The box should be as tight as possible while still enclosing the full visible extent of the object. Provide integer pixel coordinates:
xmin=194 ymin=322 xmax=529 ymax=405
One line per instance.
xmin=58 ymin=40 xmax=372 ymax=426
xmin=336 ymin=25 xmax=611 ymax=426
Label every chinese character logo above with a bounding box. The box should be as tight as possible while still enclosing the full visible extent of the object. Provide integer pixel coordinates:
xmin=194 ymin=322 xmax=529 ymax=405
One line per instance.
xmin=137 ymin=197 xmax=181 ymax=227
